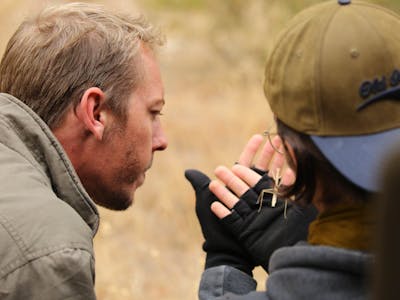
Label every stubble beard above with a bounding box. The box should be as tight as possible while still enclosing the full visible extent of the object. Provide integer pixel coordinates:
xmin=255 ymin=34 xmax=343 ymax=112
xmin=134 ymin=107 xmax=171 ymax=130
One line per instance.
xmin=94 ymin=123 xmax=143 ymax=211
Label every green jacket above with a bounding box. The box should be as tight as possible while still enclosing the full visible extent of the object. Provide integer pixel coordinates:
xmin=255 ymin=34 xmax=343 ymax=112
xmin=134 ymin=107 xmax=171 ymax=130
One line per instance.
xmin=0 ymin=93 xmax=99 ymax=299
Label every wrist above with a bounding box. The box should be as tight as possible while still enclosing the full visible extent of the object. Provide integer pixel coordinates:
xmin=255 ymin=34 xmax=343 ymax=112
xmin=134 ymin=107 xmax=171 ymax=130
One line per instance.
xmin=205 ymin=252 xmax=254 ymax=276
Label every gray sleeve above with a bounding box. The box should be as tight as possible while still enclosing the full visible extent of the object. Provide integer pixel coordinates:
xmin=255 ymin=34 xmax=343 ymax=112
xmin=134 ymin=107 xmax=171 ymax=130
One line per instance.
xmin=0 ymin=248 xmax=96 ymax=300
xmin=199 ymin=266 xmax=268 ymax=300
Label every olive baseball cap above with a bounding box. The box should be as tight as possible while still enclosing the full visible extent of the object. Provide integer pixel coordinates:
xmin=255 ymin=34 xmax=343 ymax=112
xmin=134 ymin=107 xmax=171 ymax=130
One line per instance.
xmin=264 ymin=0 xmax=400 ymax=191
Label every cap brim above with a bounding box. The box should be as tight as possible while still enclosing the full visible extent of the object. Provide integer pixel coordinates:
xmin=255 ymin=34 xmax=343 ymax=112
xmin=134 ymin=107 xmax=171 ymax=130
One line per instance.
xmin=311 ymin=128 xmax=400 ymax=192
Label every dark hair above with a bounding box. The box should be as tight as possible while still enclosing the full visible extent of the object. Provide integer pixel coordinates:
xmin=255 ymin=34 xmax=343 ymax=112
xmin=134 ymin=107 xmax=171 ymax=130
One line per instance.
xmin=276 ymin=119 xmax=369 ymax=207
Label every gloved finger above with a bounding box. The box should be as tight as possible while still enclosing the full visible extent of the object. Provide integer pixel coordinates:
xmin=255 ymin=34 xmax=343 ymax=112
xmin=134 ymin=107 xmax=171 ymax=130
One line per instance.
xmin=210 ymin=201 xmax=231 ymax=219
xmin=252 ymin=174 xmax=274 ymax=194
xmin=184 ymin=169 xmax=211 ymax=191
xmin=220 ymin=210 xmax=244 ymax=237
xmin=240 ymin=189 xmax=260 ymax=208
xmin=232 ymin=200 xmax=252 ymax=217
xmin=214 ymin=165 xmax=250 ymax=197
xmin=231 ymin=164 xmax=262 ymax=189
xmin=251 ymin=166 xmax=267 ymax=176
xmin=237 ymin=134 xmax=264 ymax=167
xmin=209 ymin=180 xmax=239 ymax=209
xmin=254 ymin=135 xmax=282 ymax=171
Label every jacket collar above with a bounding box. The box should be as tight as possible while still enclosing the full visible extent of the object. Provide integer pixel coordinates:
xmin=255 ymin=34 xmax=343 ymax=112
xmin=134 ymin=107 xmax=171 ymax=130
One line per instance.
xmin=0 ymin=93 xmax=99 ymax=235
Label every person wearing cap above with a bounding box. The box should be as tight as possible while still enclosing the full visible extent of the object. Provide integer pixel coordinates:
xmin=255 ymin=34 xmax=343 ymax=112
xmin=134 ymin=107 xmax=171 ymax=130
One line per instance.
xmin=189 ymin=0 xmax=400 ymax=299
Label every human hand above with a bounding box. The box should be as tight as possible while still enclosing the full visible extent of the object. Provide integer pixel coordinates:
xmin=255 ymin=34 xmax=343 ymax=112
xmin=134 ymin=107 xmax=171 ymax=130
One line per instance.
xmin=184 ymin=134 xmax=286 ymax=275
xmin=236 ymin=133 xmax=294 ymax=185
xmin=209 ymin=134 xmax=316 ymax=271
xmin=185 ymin=169 xmax=255 ymax=275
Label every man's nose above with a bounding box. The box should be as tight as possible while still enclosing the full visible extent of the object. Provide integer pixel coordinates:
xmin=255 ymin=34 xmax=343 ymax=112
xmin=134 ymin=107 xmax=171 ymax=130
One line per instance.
xmin=153 ymin=127 xmax=168 ymax=151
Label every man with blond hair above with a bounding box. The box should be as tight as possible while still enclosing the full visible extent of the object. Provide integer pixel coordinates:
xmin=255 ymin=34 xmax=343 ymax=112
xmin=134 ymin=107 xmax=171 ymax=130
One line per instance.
xmin=0 ymin=3 xmax=167 ymax=299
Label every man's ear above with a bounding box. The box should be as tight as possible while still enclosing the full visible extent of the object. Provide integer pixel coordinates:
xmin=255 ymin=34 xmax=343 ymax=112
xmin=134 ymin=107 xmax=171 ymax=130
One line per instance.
xmin=76 ymin=87 xmax=108 ymax=141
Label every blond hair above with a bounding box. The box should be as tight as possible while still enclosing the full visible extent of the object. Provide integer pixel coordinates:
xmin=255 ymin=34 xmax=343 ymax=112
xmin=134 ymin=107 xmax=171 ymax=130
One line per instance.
xmin=0 ymin=2 xmax=164 ymax=128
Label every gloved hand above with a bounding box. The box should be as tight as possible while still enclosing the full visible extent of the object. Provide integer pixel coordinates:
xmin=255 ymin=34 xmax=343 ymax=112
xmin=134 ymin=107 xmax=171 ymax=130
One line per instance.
xmin=221 ymin=173 xmax=317 ymax=271
xmin=185 ymin=169 xmax=255 ymax=276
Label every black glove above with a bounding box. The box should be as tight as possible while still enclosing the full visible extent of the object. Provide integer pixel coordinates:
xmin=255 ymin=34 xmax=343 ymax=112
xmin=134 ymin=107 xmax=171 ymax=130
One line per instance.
xmin=185 ymin=169 xmax=255 ymax=276
xmin=222 ymin=173 xmax=318 ymax=271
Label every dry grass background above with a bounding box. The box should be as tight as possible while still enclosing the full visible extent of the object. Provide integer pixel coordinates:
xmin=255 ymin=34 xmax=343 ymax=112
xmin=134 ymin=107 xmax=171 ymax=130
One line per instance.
xmin=0 ymin=0 xmax=399 ymax=299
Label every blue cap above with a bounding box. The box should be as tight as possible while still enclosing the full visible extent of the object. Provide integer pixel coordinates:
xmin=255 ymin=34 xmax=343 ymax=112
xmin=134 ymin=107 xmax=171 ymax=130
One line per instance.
xmin=311 ymin=128 xmax=400 ymax=192
xmin=338 ymin=0 xmax=351 ymax=5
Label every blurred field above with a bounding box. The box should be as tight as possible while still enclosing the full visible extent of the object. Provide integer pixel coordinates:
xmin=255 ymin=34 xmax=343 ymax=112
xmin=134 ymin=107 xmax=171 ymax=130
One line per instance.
xmin=0 ymin=0 xmax=399 ymax=299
